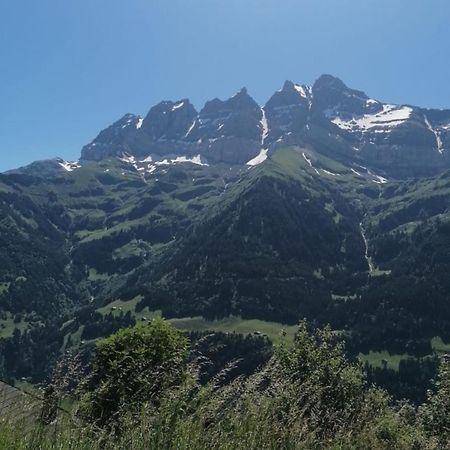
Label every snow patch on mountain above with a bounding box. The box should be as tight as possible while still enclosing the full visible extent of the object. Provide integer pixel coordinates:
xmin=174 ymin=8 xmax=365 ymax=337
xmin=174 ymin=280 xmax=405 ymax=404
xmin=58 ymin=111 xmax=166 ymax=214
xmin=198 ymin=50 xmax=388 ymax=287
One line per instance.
xmin=59 ymin=160 xmax=81 ymax=172
xmin=121 ymin=116 xmax=138 ymax=129
xmin=302 ymin=152 xmax=320 ymax=175
xmin=120 ymin=154 xmax=136 ymax=164
xmin=294 ymin=84 xmax=310 ymax=98
xmin=184 ymin=119 xmax=197 ymax=138
xmin=424 ymin=115 xmax=444 ymax=154
xmin=121 ymin=153 xmax=208 ymax=175
xmin=172 ymin=101 xmax=185 ymax=111
xmin=366 ymin=99 xmax=379 ymax=107
xmin=372 ymin=174 xmax=388 ymax=184
xmin=260 ymin=108 xmax=269 ymax=146
xmin=171 ymin=155 xmax=209 ymax=166
xmin=321 ymin=169 xmax=340 ymax=176
xmin=329 ymin=104 xmax=413 ymax=132
xmin=354 ymin=164 xmax=388 ymax=184
xmin=247 ymin=149 xmax=268 ymax=166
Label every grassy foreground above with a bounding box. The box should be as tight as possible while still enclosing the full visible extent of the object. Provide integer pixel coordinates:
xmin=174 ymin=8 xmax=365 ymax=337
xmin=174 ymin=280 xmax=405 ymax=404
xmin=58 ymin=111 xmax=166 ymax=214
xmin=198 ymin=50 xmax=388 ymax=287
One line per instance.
xmin=1 ymin=319 xmax=449 ymax=450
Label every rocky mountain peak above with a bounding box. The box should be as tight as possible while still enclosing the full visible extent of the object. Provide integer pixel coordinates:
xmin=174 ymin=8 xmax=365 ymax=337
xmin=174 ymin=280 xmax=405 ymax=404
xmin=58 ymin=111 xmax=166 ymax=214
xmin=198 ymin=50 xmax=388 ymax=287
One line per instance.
xmin=312 ymin=74 xmax=369 ymax=117
xmin=80 ymin=113 xmax=143 ymax=161
xmin=201 ymin=88 xmax=259 ymax=116
xmin=313 ymin=74 xmax=349 ymax=91
xmin=263 ymin=81 xmax=312 ymax=146
xmin=79 ymin=75 xmax=450 ymax=177
xmin=281 ymin=80 xmax=295 ymax=91
xmin=277 ymin=80 xmax=311 ymax=96
xmin=267 ymin=80 xmax=311 ymax=106
xmin=141 ymin=99 xmax=197 ymax=141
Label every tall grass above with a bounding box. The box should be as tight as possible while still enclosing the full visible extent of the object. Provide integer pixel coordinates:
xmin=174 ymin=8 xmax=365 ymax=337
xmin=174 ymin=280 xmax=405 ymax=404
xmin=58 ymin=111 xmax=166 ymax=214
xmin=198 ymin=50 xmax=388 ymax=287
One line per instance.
xmin=0 ymin=368 xmax=434 ymax=450
xmin=0 ymin=321 xmax=445 ymax=449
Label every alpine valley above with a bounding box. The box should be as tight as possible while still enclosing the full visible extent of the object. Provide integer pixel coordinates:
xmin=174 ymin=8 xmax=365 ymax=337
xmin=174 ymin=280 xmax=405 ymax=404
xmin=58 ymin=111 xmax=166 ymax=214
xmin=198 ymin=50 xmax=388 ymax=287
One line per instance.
xmin=2 ymin=74 xmax=450 ymax=400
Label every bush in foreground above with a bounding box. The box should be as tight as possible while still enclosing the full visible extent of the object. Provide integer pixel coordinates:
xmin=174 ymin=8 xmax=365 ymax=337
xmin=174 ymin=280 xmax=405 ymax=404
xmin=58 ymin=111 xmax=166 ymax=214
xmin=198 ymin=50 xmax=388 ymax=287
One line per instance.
xmin=77 ymin=317 xmax=189 ymax=427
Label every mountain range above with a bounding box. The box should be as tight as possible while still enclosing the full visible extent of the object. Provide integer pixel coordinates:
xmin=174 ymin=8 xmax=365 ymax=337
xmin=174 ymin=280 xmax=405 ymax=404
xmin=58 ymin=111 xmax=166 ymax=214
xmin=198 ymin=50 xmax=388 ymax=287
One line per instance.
xmin=76 ymin=74 xmax=450 ymax=177
xmin=1 ymin=74 xmax=450 ymax=383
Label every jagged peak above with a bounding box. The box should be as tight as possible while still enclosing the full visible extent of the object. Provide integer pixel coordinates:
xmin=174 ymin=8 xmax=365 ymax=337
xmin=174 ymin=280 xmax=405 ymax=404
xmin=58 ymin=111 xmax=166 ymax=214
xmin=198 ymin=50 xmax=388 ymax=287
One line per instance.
xmin=122 ymin=112 xmax=138 ymax=119
xmin=232 ymin=87 xmax=249 ymax=97
xmin=120 ymin=113 xmax=141 ymax=125
xmin=141 ymin=98 xmax=198 ymax=141
xmin=279 ymin=80 xmax=311 ymax=95
xmin=265 ymin=80 xmax=311 ymax=108
xmin=313 ymin=74 xmax=368 ymax=101
xmin=314 ymin=74 xmax=348 ymax=90
xmin=201 ymin=87 xmax=259 ymax=115
xmin=228 ymin=87 xmax=259 ymax=109
xmin=110 ymin=113 xmax=139 ymax=125
xmin=282 ymin=80 xmax=296 ymax=91
xmin=148 ymin=98 xmax=197 ymax=114
xmin=84 ymin=113 xmax=141 ymax=141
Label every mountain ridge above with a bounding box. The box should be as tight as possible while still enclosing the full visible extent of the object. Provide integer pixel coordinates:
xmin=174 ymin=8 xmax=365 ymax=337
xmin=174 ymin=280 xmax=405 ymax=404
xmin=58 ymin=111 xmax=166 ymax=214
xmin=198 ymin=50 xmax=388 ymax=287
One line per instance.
xmin=10 ymin=74 xmax=448 ymax=180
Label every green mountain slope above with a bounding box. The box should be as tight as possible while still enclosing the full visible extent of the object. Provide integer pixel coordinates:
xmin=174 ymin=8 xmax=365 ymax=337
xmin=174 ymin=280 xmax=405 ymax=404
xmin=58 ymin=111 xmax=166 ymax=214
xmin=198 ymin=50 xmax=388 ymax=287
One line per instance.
xmin=349 ymin=171 xmax=450 ymax=352
xmin=0 ymin=175 xmax=81 ymax=320
xmin=127 ymin=149 xmax=370 ymax=323
xmin=1 ymin=147 xmax=450 ymax=384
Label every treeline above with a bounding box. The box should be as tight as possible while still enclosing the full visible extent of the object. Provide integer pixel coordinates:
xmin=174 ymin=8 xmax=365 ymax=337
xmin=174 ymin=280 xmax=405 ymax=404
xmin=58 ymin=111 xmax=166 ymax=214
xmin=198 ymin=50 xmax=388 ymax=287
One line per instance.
xmin=0 ymin=325 xmax=63 ymax=383
xmin=365 ymin=358 xmax=438 ymax=404
xmin=0 ymin=309 xmax=136 ymax=384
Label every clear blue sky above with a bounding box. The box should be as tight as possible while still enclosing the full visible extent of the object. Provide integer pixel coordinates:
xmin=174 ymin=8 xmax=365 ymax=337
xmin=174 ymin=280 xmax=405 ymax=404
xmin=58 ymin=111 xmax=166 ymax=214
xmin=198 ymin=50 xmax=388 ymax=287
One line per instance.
xmin=1 ymin=0 xmax=450 ymax=172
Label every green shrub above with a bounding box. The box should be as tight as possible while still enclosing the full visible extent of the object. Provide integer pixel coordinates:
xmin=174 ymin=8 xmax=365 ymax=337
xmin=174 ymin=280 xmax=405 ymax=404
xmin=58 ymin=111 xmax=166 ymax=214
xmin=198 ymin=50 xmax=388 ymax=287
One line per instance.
xmin=77 ymin=317 xmax=189 ymax=427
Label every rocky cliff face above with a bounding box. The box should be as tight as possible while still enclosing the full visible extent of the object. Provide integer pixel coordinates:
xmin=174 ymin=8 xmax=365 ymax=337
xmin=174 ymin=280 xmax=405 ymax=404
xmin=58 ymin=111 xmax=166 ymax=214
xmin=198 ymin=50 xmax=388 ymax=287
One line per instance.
xmin=81 ymin=88 xmax=263 ymax=165
xmin=80 ymin=75 xmax=450 ymax=178
xmin=264 ymin=80 xmax=311 ymax=147
xmin=305 ymin=75 xmax=450 ymax=178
